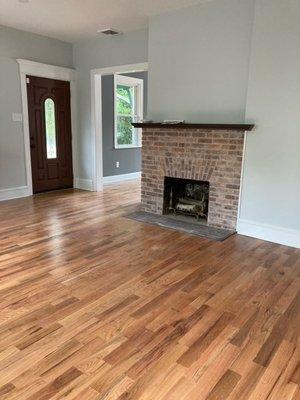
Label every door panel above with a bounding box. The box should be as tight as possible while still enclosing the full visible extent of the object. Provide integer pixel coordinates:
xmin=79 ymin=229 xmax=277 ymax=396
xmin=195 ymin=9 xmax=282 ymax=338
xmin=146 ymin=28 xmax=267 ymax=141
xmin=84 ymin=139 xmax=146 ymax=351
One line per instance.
xmin=27 ymin=76 xmax=73 ymax=193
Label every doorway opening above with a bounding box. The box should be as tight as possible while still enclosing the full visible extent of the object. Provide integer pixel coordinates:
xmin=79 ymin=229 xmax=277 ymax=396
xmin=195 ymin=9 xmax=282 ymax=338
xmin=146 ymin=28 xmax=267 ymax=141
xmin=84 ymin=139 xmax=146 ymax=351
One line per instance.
xmin=27 ymin=76 xmax=73 ymax=193
xmin=101 ymin=71 xmax=147 ymax=184
xmin=17 ymin=59 xmax=77 ymax=197
xmin=91 ymin=62 xmax=148 ymax=191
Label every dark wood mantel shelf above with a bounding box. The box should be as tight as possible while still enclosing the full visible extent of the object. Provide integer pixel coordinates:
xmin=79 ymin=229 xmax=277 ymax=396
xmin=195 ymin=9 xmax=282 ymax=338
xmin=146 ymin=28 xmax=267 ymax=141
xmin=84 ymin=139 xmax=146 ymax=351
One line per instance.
xmin=132 ymin=122 xmax=255 ymax=131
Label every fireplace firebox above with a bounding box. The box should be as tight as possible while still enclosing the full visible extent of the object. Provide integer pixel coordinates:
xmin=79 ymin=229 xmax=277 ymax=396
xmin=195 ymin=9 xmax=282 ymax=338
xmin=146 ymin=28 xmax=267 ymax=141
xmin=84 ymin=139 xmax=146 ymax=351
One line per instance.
xmin=163 ymin=177 xmax=209 ymax=223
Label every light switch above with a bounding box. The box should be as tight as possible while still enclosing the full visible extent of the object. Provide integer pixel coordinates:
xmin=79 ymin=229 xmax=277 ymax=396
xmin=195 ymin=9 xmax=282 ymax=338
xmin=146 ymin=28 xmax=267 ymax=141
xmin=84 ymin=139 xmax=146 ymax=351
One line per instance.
xmin=12 ymin=113 xmax=23 ymax=122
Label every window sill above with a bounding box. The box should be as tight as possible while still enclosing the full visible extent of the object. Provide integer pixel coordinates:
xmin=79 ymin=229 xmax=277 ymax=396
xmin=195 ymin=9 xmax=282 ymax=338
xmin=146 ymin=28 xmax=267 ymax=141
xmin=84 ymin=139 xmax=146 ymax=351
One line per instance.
xmin=114 ymin=145 xmax=142 ymax=150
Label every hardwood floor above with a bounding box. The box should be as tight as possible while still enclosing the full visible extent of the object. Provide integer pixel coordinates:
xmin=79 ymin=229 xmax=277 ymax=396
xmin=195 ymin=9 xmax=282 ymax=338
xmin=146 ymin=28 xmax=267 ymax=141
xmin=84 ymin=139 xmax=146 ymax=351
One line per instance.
xmin=0 ymin=181 xmax=299 ymax=400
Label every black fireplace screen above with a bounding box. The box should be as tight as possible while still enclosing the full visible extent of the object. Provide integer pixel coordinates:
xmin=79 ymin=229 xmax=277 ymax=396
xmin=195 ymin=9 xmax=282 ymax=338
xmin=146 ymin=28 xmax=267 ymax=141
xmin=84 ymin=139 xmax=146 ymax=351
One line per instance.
xmin=163 ymin=177 xmax=209 ymax=220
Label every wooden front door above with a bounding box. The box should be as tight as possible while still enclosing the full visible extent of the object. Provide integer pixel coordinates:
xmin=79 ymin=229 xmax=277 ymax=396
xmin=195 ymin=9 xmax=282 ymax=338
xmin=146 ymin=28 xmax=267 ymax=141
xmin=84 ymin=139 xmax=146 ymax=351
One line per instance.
xmin=27 ymin=76 xmax=73 ymax=193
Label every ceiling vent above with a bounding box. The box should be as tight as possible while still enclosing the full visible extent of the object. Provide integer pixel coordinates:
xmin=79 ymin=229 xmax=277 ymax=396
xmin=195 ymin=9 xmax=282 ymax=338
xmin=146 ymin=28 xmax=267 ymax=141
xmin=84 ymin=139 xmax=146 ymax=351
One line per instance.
xmin=98 ymin=29 xmax=122 ymax=36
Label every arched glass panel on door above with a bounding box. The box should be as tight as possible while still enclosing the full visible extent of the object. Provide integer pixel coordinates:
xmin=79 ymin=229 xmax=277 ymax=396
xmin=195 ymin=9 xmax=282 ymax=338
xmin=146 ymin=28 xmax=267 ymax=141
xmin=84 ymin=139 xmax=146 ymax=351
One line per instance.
xmin=44 ymin=98 xmax=57 ymax=159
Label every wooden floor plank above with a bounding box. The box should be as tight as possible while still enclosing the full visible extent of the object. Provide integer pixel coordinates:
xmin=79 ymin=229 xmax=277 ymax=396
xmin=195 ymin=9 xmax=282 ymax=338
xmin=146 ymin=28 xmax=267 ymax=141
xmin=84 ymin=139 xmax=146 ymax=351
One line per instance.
xmin=0 ymin=181 xmax=299 ymax=399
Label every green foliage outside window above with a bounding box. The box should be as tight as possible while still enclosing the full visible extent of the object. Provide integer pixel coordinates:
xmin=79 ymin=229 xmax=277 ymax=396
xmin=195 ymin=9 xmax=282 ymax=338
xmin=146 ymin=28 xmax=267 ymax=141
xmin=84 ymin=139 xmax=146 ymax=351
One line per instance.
xmin=116 ymin=85 xmax=135 ymax=145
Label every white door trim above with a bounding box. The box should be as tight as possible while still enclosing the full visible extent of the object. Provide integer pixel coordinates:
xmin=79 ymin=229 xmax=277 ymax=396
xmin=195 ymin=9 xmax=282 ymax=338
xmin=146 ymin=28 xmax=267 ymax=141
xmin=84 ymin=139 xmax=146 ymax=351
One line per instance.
xmin=17 ymin=59 xmax=77 ymax=196
xmin=90 ymin=62 xmax=148 ymax=192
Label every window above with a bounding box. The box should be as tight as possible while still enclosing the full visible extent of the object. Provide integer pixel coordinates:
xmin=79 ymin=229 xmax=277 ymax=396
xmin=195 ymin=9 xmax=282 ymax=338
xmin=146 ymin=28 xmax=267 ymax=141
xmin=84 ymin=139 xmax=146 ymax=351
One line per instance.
xmin=114 ymin=74 xmax=143 ymax=149
xmin=44 ymin=98 xmax=57 ymax=159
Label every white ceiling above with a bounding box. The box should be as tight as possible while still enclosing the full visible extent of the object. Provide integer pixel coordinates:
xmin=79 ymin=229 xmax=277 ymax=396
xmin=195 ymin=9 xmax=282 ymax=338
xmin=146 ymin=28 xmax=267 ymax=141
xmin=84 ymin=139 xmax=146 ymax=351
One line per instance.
xmin=0 ymin=0 xmax=210 ymax=43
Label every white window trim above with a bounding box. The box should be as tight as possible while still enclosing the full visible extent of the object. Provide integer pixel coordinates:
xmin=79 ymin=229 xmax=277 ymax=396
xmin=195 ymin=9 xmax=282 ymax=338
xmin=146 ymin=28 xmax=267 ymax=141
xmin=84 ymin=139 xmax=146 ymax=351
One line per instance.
xmin=114 ymin=74 xmax=143 ymax=149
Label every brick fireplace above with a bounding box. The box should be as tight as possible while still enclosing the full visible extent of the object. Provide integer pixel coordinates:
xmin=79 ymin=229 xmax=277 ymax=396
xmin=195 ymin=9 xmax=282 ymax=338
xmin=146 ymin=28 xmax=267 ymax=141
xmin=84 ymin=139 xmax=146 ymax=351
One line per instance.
xmin=134 ymin=123 xmax=254 ymax=231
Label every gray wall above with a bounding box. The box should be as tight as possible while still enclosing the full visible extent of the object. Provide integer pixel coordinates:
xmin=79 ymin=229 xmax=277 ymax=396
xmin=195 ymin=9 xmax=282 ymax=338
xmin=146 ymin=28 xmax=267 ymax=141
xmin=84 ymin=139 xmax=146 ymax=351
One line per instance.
xmin=73 ymin=29 xmax=148 ymax=181
xmin=147 ymin=0 xmax=255 ymax=123
xmin=102 ymin=71 xmax=148 ymax=177
xmin=240 ymin=0 xmax=300 ymax=231
xmin=146 ymin=0 xmax=300 ymax=238
xmin=0 ymin=25 xmax=73 ymax=190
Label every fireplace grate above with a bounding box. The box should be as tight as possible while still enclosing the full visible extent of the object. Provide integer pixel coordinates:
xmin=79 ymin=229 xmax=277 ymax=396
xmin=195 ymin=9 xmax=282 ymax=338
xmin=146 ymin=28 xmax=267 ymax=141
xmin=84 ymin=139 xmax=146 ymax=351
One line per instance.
xmin=163 ymin=177 xmax=209 ymax=222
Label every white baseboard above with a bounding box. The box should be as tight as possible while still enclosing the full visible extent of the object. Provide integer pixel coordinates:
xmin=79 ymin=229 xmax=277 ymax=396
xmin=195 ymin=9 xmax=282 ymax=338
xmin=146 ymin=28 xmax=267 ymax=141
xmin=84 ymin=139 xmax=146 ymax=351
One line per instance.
xmin=237 ymin=218 xmax=300 ymax=249
xmin=103 ymin=172 xmax=141 ymax=185
xmin=0 ymin=186 xmax=30 ymax=201
xmin=74 ymin=178 xmax=94 ymax=191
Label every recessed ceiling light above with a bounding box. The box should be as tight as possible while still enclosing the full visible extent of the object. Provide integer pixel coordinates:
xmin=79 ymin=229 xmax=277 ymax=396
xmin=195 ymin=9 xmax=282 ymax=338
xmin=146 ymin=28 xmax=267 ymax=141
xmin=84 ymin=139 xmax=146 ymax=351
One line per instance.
xmin=18 ymin=0 xmax=29 ymax=3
